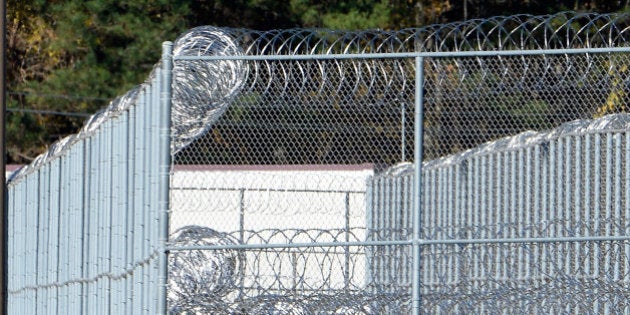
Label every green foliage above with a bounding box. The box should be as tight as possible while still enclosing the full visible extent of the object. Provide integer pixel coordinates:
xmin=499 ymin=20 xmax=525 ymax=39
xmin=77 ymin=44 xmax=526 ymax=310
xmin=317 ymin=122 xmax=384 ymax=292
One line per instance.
xmin=322 ymin=1 xmax=391 ymax=30
xmin=291 ymin=0 xmax=391 ymax=29
xmin=8 ymin=0 xmax=190 ymax=163
xmin=44 ymin=0 xmax=190 ymax=98
xmin=6 ymin=106 xmax=46 ymax=162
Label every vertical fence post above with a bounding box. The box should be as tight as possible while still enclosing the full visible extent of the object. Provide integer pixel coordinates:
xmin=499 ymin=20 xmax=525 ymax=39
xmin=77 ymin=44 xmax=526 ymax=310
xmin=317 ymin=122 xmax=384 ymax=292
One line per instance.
xmin=412 ymin=55 xmax=425 ymax=315
xmin=238 ymin=188 xmax=245 ymax=299
xmin=365 ymin=177 xmax=374 ymax=287
xmin=344 ymin=192 xmax=350 ymax=289
xmin=157 ymin=41 xmax=173 ymax=315
xmin=401 ymin=101 xmax=406 ymax=162
xmin=239 ymin=189 xmax=245 ymax=245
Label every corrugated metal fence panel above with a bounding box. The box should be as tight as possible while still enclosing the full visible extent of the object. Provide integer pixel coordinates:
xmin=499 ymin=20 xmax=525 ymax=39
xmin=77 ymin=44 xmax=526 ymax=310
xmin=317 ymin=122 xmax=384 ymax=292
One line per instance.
xmin=6 ymin=50 xmax=172 ymax=314
xmin=367 ymin=120 xmax=630 ymax=313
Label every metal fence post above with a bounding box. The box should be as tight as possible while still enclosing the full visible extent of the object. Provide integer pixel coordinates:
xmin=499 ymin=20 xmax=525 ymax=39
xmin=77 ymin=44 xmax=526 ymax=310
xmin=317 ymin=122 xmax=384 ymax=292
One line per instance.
xmin=344 ymin=192 xmax=350 ymax=289
xmin=157 ymin=41 xmax=173 ymax=315
xmin=401 ymin=101 xmax=407 ymax=162
xmin=412 ymin=55 xmax=425 ymax=315
xmin=238 ymin=188 xmax=245 ymax=299
xmin=239 ymin=189 xmax=245 ymax=245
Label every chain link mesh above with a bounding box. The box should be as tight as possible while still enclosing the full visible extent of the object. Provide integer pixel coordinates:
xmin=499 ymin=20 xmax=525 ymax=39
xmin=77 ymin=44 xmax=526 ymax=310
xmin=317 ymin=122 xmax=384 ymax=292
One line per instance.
xmin=423 ymin=53 xmax=630 ymax=159
xmin=174 ymin=58 xmax=413 ymax=166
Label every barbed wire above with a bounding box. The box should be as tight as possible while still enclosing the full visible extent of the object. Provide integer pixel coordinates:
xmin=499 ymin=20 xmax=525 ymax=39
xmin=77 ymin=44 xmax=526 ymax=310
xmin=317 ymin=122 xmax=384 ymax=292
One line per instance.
xmin=169 ymin=26 xmax=248 ymax=153
xmin=219 ymin=11 xmax=630 ymax=55
xmin=168 ymin=226 xmax=245 ymax=311
xmin=167 ymin=227 xmax=630 ymax=313
xmin=167 ymin=227 xmax=409 ymax=314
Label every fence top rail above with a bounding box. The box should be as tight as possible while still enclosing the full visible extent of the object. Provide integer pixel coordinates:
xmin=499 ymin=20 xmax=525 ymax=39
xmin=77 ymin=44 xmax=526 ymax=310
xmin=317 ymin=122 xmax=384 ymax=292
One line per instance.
xmin=174 ymin=46 xmax=630 ymax=61
xmin=165 ymin=234 xmax=630 ymax=251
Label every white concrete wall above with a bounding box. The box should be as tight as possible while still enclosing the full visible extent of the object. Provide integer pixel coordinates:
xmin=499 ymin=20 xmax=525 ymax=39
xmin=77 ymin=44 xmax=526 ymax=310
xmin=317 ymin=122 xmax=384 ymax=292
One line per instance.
xmin=170 ymin=164 xmax=373 ymax=235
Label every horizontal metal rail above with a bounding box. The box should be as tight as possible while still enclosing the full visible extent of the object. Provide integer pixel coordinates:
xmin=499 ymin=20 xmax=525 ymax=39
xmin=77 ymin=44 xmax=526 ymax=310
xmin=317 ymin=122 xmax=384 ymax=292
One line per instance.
xmin=174 ymin=46 xmax=630 ymax=61
xmin=171 ymin=186 xmax=366 ymax=194
xmin=166 ymin=234 xmax=630 ymax=251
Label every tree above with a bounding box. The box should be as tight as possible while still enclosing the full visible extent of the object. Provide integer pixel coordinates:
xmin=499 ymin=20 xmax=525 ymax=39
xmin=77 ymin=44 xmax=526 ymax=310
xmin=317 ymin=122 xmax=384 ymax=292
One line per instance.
xmin=6 ymin=0 xmax=61 ymax=161
xmin=188 ymin=0 xmax=297 ymax=29
xmin=290 ymin=0 xmax=392 ymax=29
xmin=7 ymin=0 xmax=190 ymax=163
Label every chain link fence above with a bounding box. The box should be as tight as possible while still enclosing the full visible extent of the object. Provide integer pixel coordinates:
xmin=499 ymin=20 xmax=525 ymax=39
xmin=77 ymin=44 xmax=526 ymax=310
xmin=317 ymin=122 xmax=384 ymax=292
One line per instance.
xmin=169 ymin=11 xmax=630 ymax=314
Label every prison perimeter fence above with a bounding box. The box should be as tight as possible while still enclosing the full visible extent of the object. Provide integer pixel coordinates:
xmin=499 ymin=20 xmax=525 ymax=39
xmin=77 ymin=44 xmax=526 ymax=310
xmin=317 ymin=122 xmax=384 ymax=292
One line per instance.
xmin=7 ymin=11 xmax=630 ymax=314
xmin=6 ymin=46 xmax=173 ymax=313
